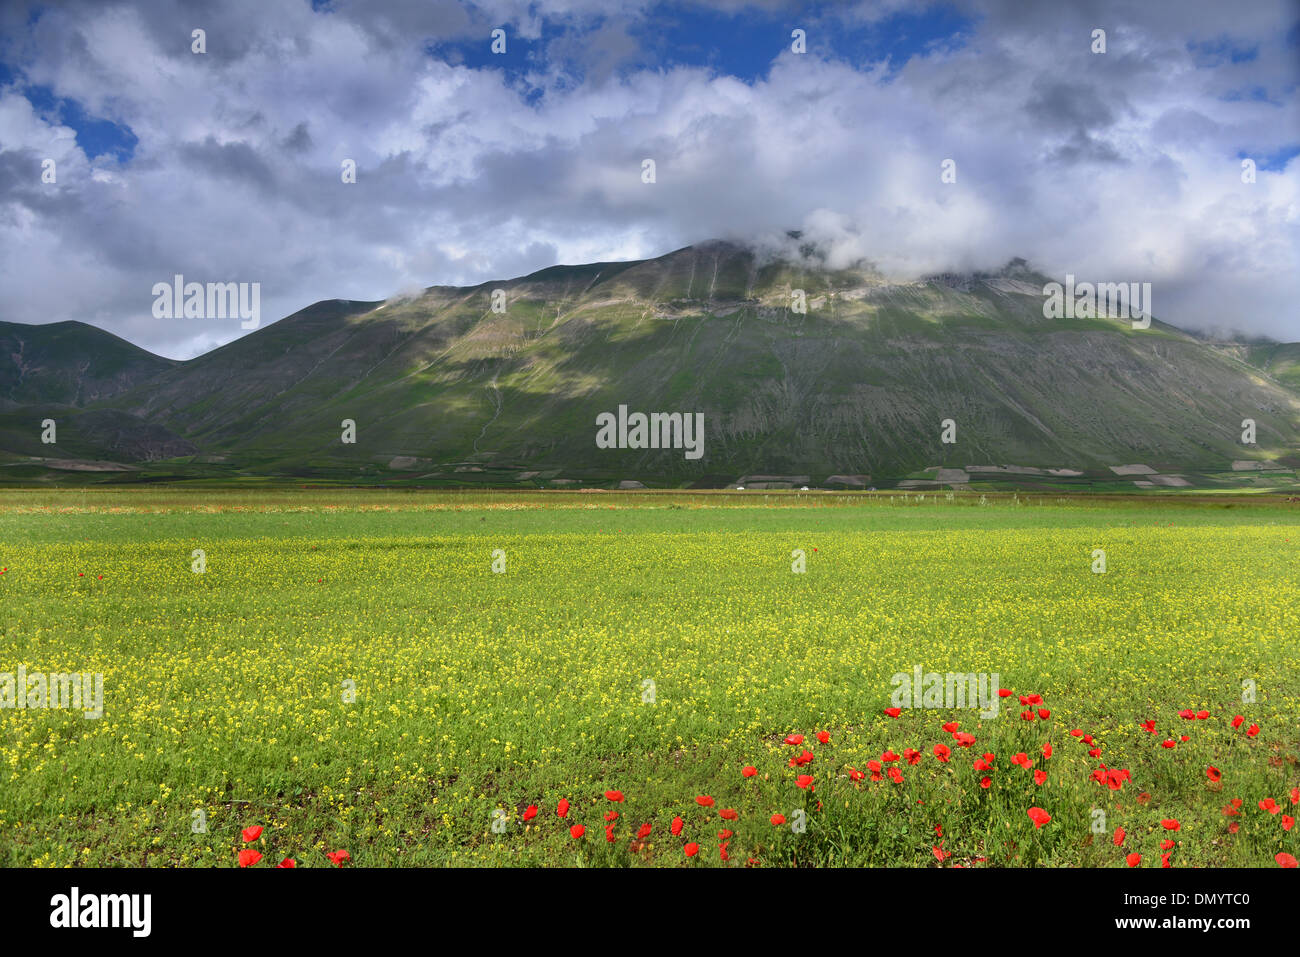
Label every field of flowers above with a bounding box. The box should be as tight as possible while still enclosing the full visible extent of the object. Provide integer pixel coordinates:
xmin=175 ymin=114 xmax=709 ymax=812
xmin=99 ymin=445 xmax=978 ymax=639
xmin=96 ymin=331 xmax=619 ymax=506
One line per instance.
xmin=0 ymin=489 xmax=1297 ymax=868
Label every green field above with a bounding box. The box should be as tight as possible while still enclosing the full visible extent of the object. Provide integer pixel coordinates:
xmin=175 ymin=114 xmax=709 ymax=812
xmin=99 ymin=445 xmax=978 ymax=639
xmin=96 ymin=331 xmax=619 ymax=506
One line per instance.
xmin=1 ymin=489 xmax=1297 ymax=868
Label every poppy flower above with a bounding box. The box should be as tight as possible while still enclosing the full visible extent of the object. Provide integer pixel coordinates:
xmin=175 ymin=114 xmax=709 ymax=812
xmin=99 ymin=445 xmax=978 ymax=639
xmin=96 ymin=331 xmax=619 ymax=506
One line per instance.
xmin=557 ymin=798 xmax=570 ymax=817
xmin=1277 ymin=853 xmax=1298 ymax=868
xmin=881 ymin=750 xmax=900 ymax=762
xmin=1247 ymin=724 xmax=1260 ymax=738
xmin=933 ymin=845 xmax=951 ymax=862
xmin=1070 ymin=729 xmax=1084 ymax=737
xmin=522 ymin=805 xmax=538 ymax=821
xmin=1161 ymin=853 xmax=1172 ymax=869
xmin=1082 ymin=734 xmax=1094 ymax=745
xmin=569 ymin=824 xmax=585 ymax=839
xmin=637 ymin=822 xmax=652 ymax=839
xmin=1042 ymin=742 xmax=1053 ymax=759
xmin=326 ymin=849 xmax=350 ymax=866
xmin=276 ymin=858 xmax=296 ymax=868
xmin=1196 ymin=710 xmax=1209 ymax=719
xmin=719 ymin=842 xmax=730 ymax=861
xmin=604 ymin=824 xmax=616 ymax=842
xmin=1011 ymin=752 xmax=1031 ymax=769
xmin=1027 ymin=807 xmax=1051 ymax=829
xmin=884 ymin=708 xmax=902 ymax=718
xmin=1140 ymin=720 xmax=1156 ymax=734
xmin=1088 ymin=748 xmax=1102 ymax=758
xmin=1231 ymin=715 xmax=1244 ymax=729
xmin=717 ymin=828 xmax=733 ymax=840
xmin=942 ymin=721 xmax=959 ymax=733
xmin=604 ymin=810 xmax=619 ymax=822
xmin=1161 ymin=740 xmax=1176 ymax=749
xmin=1021 ymin=709 xmax=1035 ymax=721
xmin=1033 ymin=770 xmax=1047 ymax=786
xmin=671 ymin=816 xmax=683 ymax=836
xmin=904 ymin=748 xmax=922 ymax=765
xmin=1126 ymin=853 xmax=1141 ymax=867
xmin=795 ymin=774 xmax=814 ymax=789
xmin=684 ymin=843 xmax=699 ymax=857
xmin=1113 ymin=826 xmax=1125 ymax=846
xmin=997 ymin=689 xmax=1013 ymax=698
xmin=1206 ymin=766 xmax=1221 ymax=782
xmin=1291 ymin=787 xmax=1300 ymax=805
xmin=973 ymin=757 xmax=991 ymax=772
xmin=605 ymin=790 xmax=624 ymax=802
xmin=1282 ymin=815 xmax=1294 ymax=832
xmin=1160 ymin=839 xmax=1175 ymax=850
xmin=770 ymin=813 xmax=786 ymax=826
xmin=695 ymin=795 xmax=715 ymax=807
xmin=719 ymin=808 xmax=738 ymax=821
xmin=848 ymin=767 xmax=864 ymax=781
xmin=888 ymin=767 xmax=904 ymax=784
xmin=816 ymin=731 xmax=830 ymax=744
xmin=953 ymin=732 xmax=976 ymax=747
xmin=742 ymin=766 xmax=757 ymax=778
xmin=241 ymin=825 xmax=263 ymax=842
xmin=979 ymin=776 xmax=991 ymax=789
xmin=1038 ymin=709 xmax=1050 ymax=720
xmin=1137 ymin=792 xmax=1151 ymax=805
xmin=1259 ymin=798 xmax=1279 ymax=814
xmin=933 ymin=744 xmax=951 ymax=762
xmin=237 ymin=849 xmax=262 ymax=867
xmin=1178 ymin=709 xmax=1195 ymax=719
xmin=784 ymin=734 xmax=804 ymax=746
xmin=1161 ymin=819 xmax=1180 ymax=831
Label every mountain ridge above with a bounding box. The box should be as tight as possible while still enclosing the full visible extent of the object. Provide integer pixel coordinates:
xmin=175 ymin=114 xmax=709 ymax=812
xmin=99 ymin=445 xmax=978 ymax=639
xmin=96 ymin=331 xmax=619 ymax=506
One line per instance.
xmin=2 ymin=241 xmax=1298 ymax=488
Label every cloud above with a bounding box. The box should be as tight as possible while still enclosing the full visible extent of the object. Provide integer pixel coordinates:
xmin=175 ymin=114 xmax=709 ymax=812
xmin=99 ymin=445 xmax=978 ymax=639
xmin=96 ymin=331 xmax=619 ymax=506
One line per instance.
xmin=0 ymin=0 xmax=1295 ymax=359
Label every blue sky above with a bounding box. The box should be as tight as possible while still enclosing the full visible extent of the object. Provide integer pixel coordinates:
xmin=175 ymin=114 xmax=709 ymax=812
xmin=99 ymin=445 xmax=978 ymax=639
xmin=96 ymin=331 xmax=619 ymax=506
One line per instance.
xmin=0 ymin=0 xmax=1297 ymax=357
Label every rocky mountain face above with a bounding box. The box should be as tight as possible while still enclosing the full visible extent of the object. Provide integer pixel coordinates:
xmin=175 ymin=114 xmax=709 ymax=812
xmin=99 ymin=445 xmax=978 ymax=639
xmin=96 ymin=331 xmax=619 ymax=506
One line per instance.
xmin=3 ymin=242 xmax=1298 ymax=487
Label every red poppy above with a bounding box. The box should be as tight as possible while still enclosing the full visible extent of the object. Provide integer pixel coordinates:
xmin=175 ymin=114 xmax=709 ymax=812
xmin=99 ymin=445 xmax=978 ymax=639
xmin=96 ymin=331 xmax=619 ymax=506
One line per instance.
xmin=932 ymin=845 xmax=951 ymax=862
xmin=557 ymin=798 xmax=570 ymax=817
xmin=1027 ymin=807 xmax=1051 ymax=829
xmin=997 ymin=688 xmax=1013 ymax=698
xmin=888 ymin=768 xmax=903 ymax=784
xmin=979 ymin=777 xmax=991 ymax=789
xmin=770 ymin=813 xmax=786 ymax=826
xmin=1161 ymin=819 xmax=1180 ymax=831
xmin=933 ymin=744 xmax=951 ymax=762
xmin=1033 ymin=770 xmax=1047 ymax=786
xmin=1011 ymin=752 xmax=1031 ymax=769
xmin=882 ymin=750 xmax=900 ymax=762
xmin=325 ymin=849 xmax=350 ymax=866
xmin=1259 ymin=798 xmax=1279 ymax=814
xmin=816 ymin=731 xmax=830 ymax=744
xmin=1070 ymin=729 xmax=1084 ymax=737
xmin=719 ymin=808 xmax=739 ymax=821
xmin=1126 ymin=853 xmax=1141 ymax=867
xmin=742 ymin=766 xmax=757 ymax=778
xmin=1247 ymin=724 xmax=1260 ymax=737
xmin=1178 ymin=709 xmax=1195 ymax=719
xmin=1160 ymin=740 xmax=1176 ymax=749
xmin=953 ymin=731 xmax=976 ymax=747
xmin=1277 ymin=853 xmax=1298 ymax=868
xmin=1140 ymin=720 xmax=1156 ymax=734
xmin=605 ymin=790 xmax=624 ymax=802
xmin=942 ymin=721 xmax=959 ymax=733
xmin=695 ymin=795 xmax=715 ymax=807
xmin=1113 ymin=826 xmax=1125 ymax=846
xmin=784 ymin=733 xmax=804 ymax=746
xmin=604 ymin=810 xmax=619 ymax=822
xmin=1291 ymin=787 xmax=1300 ymax=805
xmin=637 ymin=822 xmax=652 ymax=839
xmin=1282 ymin=815 xmax=1294 ymax=831
xmin=795 ymin=774 xmax=814 ymax=789
xmin=1206 ymin=766 xmax=1221 ymax=782
xmin=522 ymin=805 xmax=538 ymax=821
xmin=569 ymin=824 xmax=585 ymax=839
xmin=1020 ymin=709 xmax=1035 ymax=721
xmin=1160 ymin=853 xmax=1172 ymax=869
xmin=604 ymin=824 xmax=616 ymax=842
xmin=1196 ymin=710 xmax=1209 ymax=719
xmin=684 ymin=843 xmax=699 ymax=857
xmin=903 ymin=748 xmax=922 ymax=765
xmin=848 ymin=766 xmax=864 ymax=781
xmin=276 ymin=858 xmax=295 ymax=868
xmin=1231 ymin=715 xmax=1244 ymax=728
xmin=1042 ymin=742 xmax=1053 ymax=759
xmin=237 ymin=849 xmax=262 ymax=867
xmin=671 ymin=815 xmax=683 ymax=836
xmin=241 ymin=825 xmax=263 ymax=842
xmin=884 ymin=708 xmax=902 ymax=718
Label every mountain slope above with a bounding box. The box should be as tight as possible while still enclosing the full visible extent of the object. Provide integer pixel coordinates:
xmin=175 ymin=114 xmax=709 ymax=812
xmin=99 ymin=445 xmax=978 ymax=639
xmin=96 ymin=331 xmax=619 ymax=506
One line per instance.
xmin=4 ymin=242 xmax=1299 ymax=485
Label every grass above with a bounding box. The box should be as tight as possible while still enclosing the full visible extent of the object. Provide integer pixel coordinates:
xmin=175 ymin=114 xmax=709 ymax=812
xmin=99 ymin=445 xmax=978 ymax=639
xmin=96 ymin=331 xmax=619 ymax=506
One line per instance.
xmin=0 ymin=489 xmax=1297 ymax=868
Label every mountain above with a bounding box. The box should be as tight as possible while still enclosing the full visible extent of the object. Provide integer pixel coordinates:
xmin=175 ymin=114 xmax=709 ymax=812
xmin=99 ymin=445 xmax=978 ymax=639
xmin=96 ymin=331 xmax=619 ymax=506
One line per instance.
xmin=3 ymin=241 xmax=1299 ymax=488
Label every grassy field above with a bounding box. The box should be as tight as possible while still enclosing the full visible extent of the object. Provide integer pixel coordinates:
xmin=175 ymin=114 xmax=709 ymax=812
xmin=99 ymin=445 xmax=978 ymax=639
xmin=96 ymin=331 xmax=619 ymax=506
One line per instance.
xmin=0 ymin=488 xmax=1297 ymax=868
